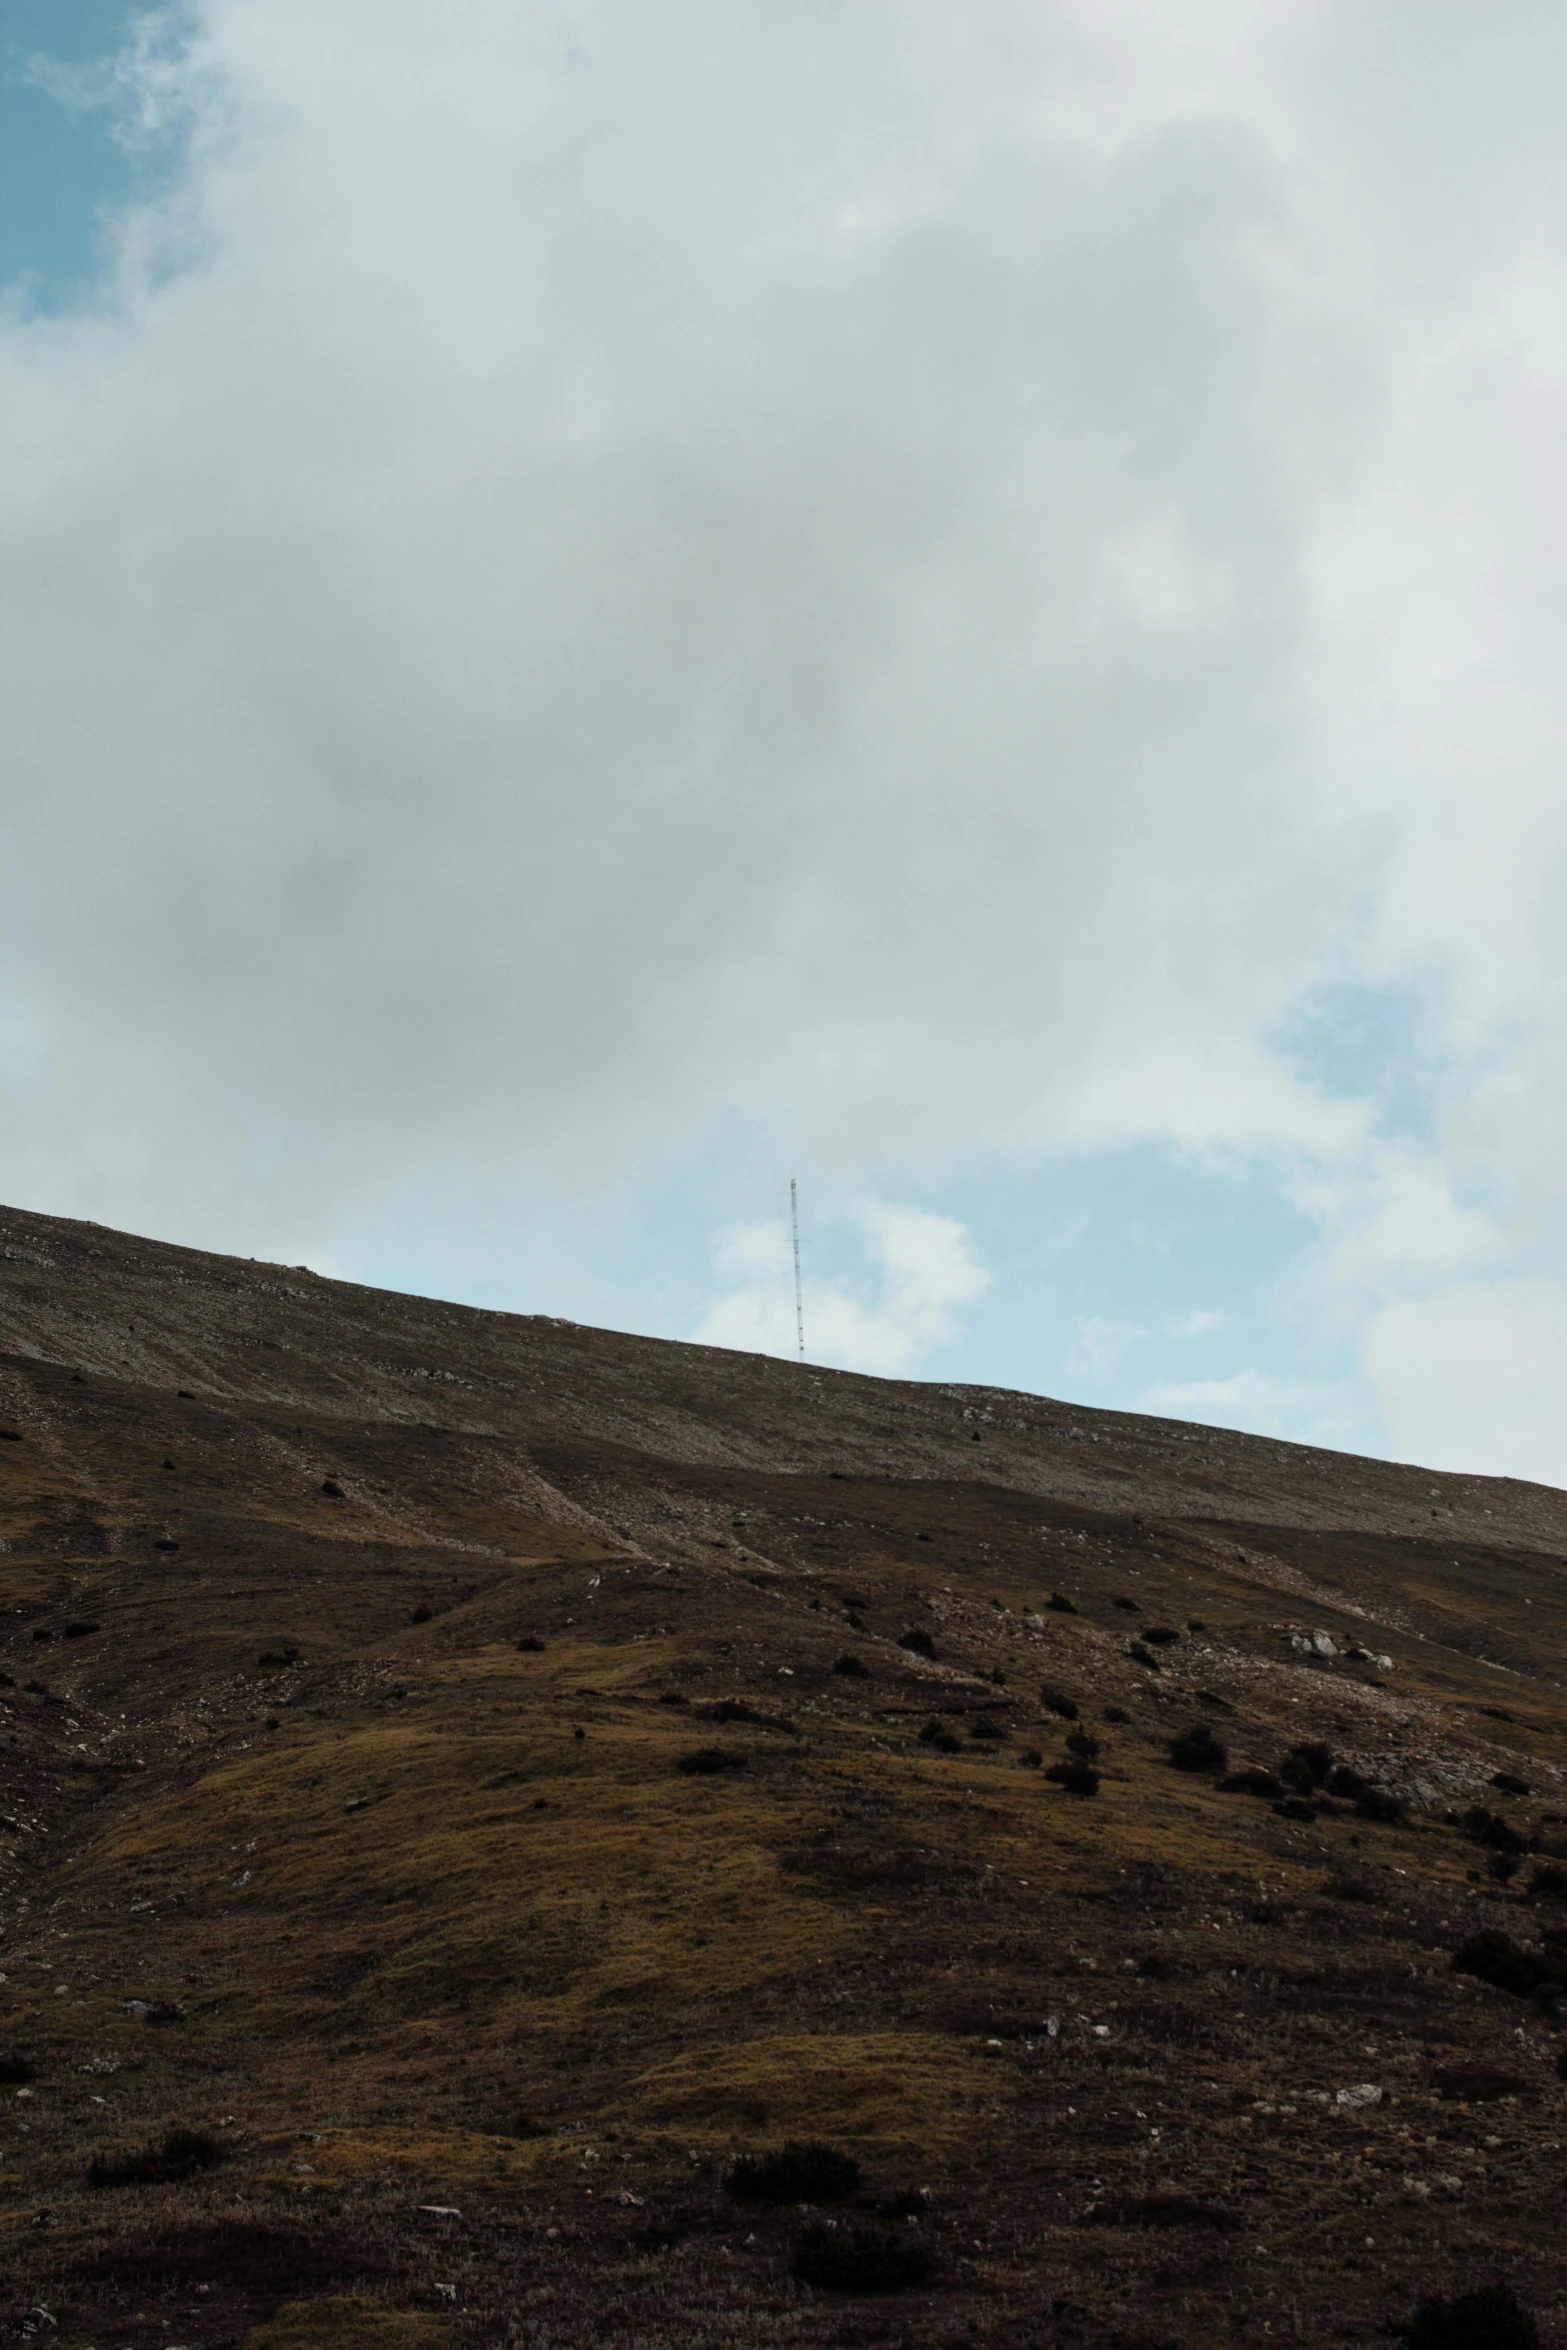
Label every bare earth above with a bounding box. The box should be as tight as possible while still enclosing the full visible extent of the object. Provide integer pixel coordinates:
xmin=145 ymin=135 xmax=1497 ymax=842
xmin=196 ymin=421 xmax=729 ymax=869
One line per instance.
xmin=1 ymin=1201 xmax=1564 ymax=2349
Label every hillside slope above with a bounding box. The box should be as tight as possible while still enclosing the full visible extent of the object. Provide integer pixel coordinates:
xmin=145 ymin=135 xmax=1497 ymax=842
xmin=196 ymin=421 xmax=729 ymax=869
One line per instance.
xmin=1 ymin=1202 xmax=1565 ymax=2349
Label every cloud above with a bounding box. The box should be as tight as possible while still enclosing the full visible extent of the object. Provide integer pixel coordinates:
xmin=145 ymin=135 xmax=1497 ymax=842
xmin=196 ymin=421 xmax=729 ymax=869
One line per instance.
xmin=1138 ymin=1367 xmax=1359 ymax=1451
xmin=693 ymin=1199 xmax=988 ymax=1377
xmin=1069 ymin=1316 xmax=1144 ymax=1381
xmin=1165 ymin=1309 xmax=1224 ymax=1338
xmin=1360 ymin=1279 xmax=1567 ymax=1486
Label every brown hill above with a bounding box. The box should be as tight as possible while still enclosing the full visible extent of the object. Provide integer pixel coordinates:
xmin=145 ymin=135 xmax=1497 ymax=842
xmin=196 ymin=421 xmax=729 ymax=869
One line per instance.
xmin=1 ymin=1200 xmax=1565 ymax=2349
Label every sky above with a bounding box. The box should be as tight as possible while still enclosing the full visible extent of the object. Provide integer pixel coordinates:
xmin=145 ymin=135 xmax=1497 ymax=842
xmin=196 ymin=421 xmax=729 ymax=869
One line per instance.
xmin=4 ymin=2 xmax=1567 ymax=1486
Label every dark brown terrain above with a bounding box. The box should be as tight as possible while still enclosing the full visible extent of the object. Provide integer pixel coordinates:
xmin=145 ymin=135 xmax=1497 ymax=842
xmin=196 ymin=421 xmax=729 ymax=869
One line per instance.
xmin=1 ymin=1201 xmax=1565 ymax=2349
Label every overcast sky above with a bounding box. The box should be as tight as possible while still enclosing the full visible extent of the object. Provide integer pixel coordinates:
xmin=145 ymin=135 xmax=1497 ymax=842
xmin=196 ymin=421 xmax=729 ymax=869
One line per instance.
xmin=5 ymin=1 xmax=1567 ymax=1484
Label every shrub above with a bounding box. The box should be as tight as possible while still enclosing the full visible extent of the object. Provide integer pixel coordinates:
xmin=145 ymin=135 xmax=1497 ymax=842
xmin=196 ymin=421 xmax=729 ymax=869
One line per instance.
xmin=0 ymin=2055 xmax=34 ymax=2085
xmin=1526 ymin=1865 xmax=1567 ymax=1901
xmin=1403 ymin=2281 xmax=1540 ymax=2349
xmin=898 ymin=1628 xmax=936 ymax=1659
xmin=1045 ymin=1593 xmax=1076 ymax=1614
xmin=1452 ymin=1930 xmax=1560 ymax=1999
xmin=1289 ymin=1741 xmax=1334 ymax=1785
xmin=1489 ymin=1852 xmax=1523 ymax=1885
xmin=931 ymin=1730 xmax=963 ymax=1752
xmin=1221 ymin=1769 xmax=1284 ymax=1800
xmin=1327 ymin=1765 xmax=1368 ymax=1799
xmin=1143 ymin=1627 xmax=1181 ymax=1646
xmin=1355 ymin=1787 xmax=1407 ymax=1825
xmin=1104 ymin=1706 xmax=1131 ymax=1724
xmin=658 ymin=1688 xmax=689 ymax=1706
xmin=1018 ymin=1747 xmax=1042 ymax=1767
xmin=1128 ymin=1643 xmax=1161 ymax=1671
xmin=1195 ymin=1689 xmax=1232 ymax=1711
xmin=1112 ymin=1596 xmax=1139 ymax=1612
xmin=1491 ymin=1771 xmax=1532 ymax=1796
xmin=1045 ymin=1758 xmax=1100 ymax=1796
xmin=1041 ymin=1691 xmax=1079 ymax=1720
xmin=144 ymin=2001 xmax=185 ymax=2026
xmin=89 ymin=2128 xmax=224 ymax=2189
xmin=516 ymin=1635 xmax=546 ymax=1653
xmin=1278 ymin=1753 xmax=1318 ymax=1796
xmin=410 ymin=1605 xmax=432 ymax=1624
xmin=676 ymin=1746 xmax=747 ymax=1776
xmin=790 ymin=2219 xmax=931 ymax=2293
xmin=916 ymin=1718 xmax=943 ymax=1743
xmin=728 ymin=2141 xmax=859 ymax=2204
xmin=1273 ymin=1798 xmax=1317 ymax=1822
xmin=832 ymin=1654 xmax=871 ymax=1679
xmin=1168 ymin=1724 xmax=1227 ymax=1773
xmin=1065 ymin=1729 xmax=1101 ymax=1762
xmin=63 ymin=1621 xmax=100 ymax=1639
xmin=969 ymin=1718 xmax=1005 ymax=1741
xmin=1463 ymin=1807 xmax=1526 ymax=1855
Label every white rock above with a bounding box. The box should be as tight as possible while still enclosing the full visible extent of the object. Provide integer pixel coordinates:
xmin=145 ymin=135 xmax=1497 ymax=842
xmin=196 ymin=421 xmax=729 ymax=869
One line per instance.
xmin=1335 ymin=2084 xmax=1383 ymax=2110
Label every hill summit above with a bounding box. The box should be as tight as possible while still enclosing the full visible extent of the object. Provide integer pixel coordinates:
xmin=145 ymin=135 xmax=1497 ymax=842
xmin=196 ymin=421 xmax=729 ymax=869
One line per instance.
xmin=1 ymin=1203 xmax=1564 ymax=2348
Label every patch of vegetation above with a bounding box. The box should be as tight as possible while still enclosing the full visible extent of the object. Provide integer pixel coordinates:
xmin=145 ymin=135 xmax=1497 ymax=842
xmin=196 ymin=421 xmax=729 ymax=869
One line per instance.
xmin=969 ymin=1718 xmax=1005 ymax=1742
xmin=1526 ymin=1865 xmax=1567 ymax=1901
xmin=1104 ymin=1706 xmax=1131 ymax=1724
xmin=832 ymin=1654 xmax=871 ymax=1679
xmin=1112 ymin=1596 xmax=1140 ymax=1612
xmin=258 ymin=1644 xmax=302 ymax=1667
xmin=1018 ymin=1747 xmax=1042 ymax=1767
xmin=515 ymin=1635 xmax=546 ymax=1652
xmin=790 ymin=2219 xmax=932 ymax=2292
xmin=1327 ymin=1765 xmax=1368 ymax=1799
xmin=1045 ymin=1758 xmax=1100 ymax=1797
xmin=727 ymin=2140 xmax=860 ymax=2203
xmin=1355 ymin=1787 xmax=1407 ymax=1825
xmin=1041 ymin=1691 xmax=1079 ymax=1720
xmin=1127 ymin=1642 xmax=1160 ymax=1670
xmin=898 ymin=1628 xmax=936 ymax=1659
xmin=1221 ymin=1768 xmax=1284 ymax=1799
xmin=1451 ymin=1930 xmax=1560 ymax=2000
xmin=1143 ymin=1626 xmax=1181 ymax=1646
xmin=1167 ymin=1724 xmax=1227 ymax=1773
xmin=1045 ymin=1593 xmax=1076 ymax=1613
xmin=1463 ymin=1806 xmax=1527 ymax=1855
xmin=1491 ymin=1771 xmax=1532 ymax=1796
xmin=89 ymin=2127 xmax=224 ymax=2189
xmin=1402 ymin=2281 xmax=1539 ymax=2349
xmin=0 ymin=2054 xmax=35 ymax=2085
xmin=410 ymin=1605 xmax=432 ymax=1624
xmin=676 ymin=1746 xmax=748 ymax=1776
xmin=1274 ymin=1797 xmax=1317 ymax=1822
xmin=63 ymin=1620 xmax=100 ymax=1639
xmin=1065 ymin=1729 xmax=1101 ymax=1762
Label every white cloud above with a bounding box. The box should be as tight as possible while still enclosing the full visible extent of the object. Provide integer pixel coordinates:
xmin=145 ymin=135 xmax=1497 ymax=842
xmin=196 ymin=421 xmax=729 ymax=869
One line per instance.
xmin=1165 ymin=1309 xmax=1224 ymax=1338
xmin=1360 ymin=1279 xmax=1567 ymax=1486
xmin=693 ymin=1199 xmax=988 ymax=1377
xmin=1069 ymin=1315 xmax=1144 ymax=1381
xmin=1139 ymin=1367 xmax=1359 ymax=1451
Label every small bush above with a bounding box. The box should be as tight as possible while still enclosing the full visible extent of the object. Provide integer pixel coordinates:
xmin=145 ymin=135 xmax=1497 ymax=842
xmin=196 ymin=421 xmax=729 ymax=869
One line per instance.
xmin=1112 ymin=1596 xmax=1140 ymax=1612
xmin=1195 ymin=1688 xmax=1232 ymax=1711
xmin=790 ymin=2219 xmax=931 ymax=2293
xmin=411 ymin=1605 xmax=432 ymax=1624
xmin=1327 ymin=1765 xmax=1369 ymax=1799
xmin=258 ymin=1645 xmax=301 ymax=1668
xmin=1289 ymin=1741 xmax=1334 ymax=1786
xmin=1221 ymin=1769 xmax=1284 ymax=1800
xmin=320 ymin=1478 xmax=345 ymax=1498
xmin=1168 ymin=1724 xmax=1227 ymax=1774
xmin=728 ymin=2141 xmax=859 ymax=2204
xmin=1045 ymin=1593 xmax=1076 ymax=1614
xmin=0 ymin=2054 xmax=35 ymax=2085
xmin=1104 ymin=1706 xmax=1131 ymax=1724
xmin=832 ymin=1654 xmax=870 ymax=1679
xmin=658 ymin=1688 xmax=689 ymax=1706
xmin=516 ymin=1635 xmax=546 ymax=1653
xmin=1066 ymin=1729 xmax=1101 ymax=1762
xmin=1403 ymin=2281 xmax=1540 ymax=2349
xmin=1491 ymin=1771 xmax=1532 ymax=1796
xmin=1128 ymin=1642 xmax=1160 ymax=1670
xmin=1045 ymin=1758 xmax=1100 ymax=1796
xmin=1452 ymin=1930 xmax=1560 ymax=2000
xmin=931 ymin=1730 xmax=963 ymax=1752
xmin=1463 ymin=1806 xmax=1526 ymax=1855
xmin=1143 ymin=1626 xmax=1181 ymax=1646
xmin=1355 ymin=1787 xmax=1407 ymax=1825
xmin=969 ymin=1718 xmax=1005 ymax=1741
xmin=1041 ymin=1691 xmax=1079 ymax=1720
xmin=1526 ymin=1865 xmax=1567 ymax=1901
xmin=676 ymin=1746 xmax=747 ymax=1776
xmin=89 ymin=2128 xmax=224 ymax=2189
xmin=1273 ymin=1798 xmax=1317 ymax=1822
xmin=898 ymin=1627 xmax=936 ymax=1659
xmin=144 ymin=2001 xmax=185 ymax=2026
xmin=63 ymin=1621 xmax=100 ymax=1640
xmin=916 ymin=1718 xmax=942 ymax=1743
xmin=1489 ymin=1852 xmax=1523 ymax=1885
xmin=1018 ymin=1747 xmax=1042 ymax=1767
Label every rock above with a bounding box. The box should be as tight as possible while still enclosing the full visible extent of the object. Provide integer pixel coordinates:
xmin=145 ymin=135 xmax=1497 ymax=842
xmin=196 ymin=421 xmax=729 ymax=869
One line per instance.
xmin=1335 ymin=2083 xmax=1383 ymax=2109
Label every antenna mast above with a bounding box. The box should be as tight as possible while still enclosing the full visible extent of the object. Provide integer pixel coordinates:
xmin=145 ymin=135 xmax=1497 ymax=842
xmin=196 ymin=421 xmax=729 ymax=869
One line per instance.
xmin=790 ymin=1176 xmax=805 ymax=1361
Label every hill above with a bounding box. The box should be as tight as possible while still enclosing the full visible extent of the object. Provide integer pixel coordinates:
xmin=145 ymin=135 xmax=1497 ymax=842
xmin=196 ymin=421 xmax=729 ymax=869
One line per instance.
xmin=1 ymin=1201 xmax=1565 ymax=2349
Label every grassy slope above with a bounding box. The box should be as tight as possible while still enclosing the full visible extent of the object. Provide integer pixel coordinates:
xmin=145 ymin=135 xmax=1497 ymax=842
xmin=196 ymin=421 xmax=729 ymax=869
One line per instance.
xmin=1 ymin=1203 xmax=1566 ymax=2349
